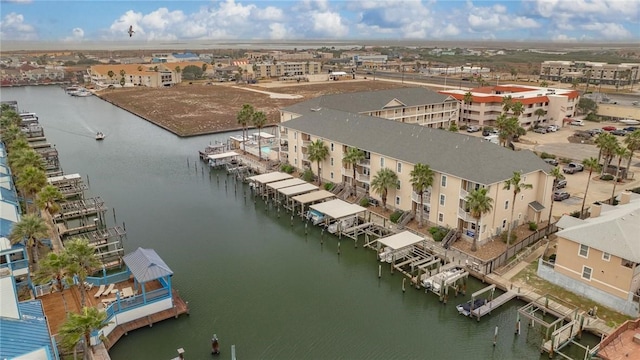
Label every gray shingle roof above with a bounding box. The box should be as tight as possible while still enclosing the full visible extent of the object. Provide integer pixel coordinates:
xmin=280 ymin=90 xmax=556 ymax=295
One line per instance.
xmin=123 ymin=247 xmax=173 ymax=283
xmin=556 ymin=196 xmax=640 ymax=262
xmin=282 ymin=104 xmax=551 ymax=185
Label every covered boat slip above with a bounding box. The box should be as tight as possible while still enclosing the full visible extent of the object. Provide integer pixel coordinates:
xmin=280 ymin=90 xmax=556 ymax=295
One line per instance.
xmin=291 ymin=190 xmax=335 ymax=219
xmin=265 ymin=178 xmax=307 ymax=200
xmin=207 ymin=151 xmax=238 ymax=167
xmin=277 ymin=183 xmax=318 ymax=209
xmin=47 ymin=173 xmax=88 ymax=198
xmin=247 ymin=172 xmax=293 ymax=195
xmin=309 ymin=199 xmax=369 ymax=238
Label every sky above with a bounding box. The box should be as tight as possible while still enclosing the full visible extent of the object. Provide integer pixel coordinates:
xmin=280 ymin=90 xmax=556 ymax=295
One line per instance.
xmin=0 ymin=0 xmax=638 ymax=44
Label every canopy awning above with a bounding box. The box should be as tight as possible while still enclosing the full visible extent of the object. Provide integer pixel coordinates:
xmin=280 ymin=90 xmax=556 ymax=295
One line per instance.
xmin=292 ymin=190 xmax=335 ymax=204
xmin=123 ymin=247 xmax=173 ymax=283
xmin=378 ymin=231 xmax=424 ymax=250
xmin=47 ymin=173 xmax=81 ymax=183
xmin=253 ymin=132 xmax=275 ymax=139
xmin=528 ymin=201 xmax=545 ymax=212
xmin=278 ymin=183 xmax=318 ymax=197
xmin=247 ymin=172 xmax=293 ymax=184
xmin=310 ymin=199 xmax=366 ymax=219
xmin=207 ymin=151 xmax=239 ymax=160
xmin=266 ymin=178 xmax=307 ymax=191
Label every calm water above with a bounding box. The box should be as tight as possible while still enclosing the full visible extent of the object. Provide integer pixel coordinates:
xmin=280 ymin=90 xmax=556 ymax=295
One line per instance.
xmin=1 ymin=86 xmax=597 ymax=360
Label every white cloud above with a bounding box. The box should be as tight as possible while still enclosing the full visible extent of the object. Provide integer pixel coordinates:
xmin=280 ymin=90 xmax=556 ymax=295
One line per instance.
xmin=268 ymin=23 xmax=289 ymax=40
xmin=310 ymin=11 xmax=348 ymax=38
xmin=256 ymin=6 xmax=284 ymax=21
xmin=1 ymin=0 xmax=32 ymax=3
xmin=551 ymin=33 xmax=577 ymax=42
xmin=63 ymin=27 xmax=84 ymax=42
xmin=0 ymin=12 xmax=37 ymax=40
xmin=466 ymin=3 xmax=539 ymax=33
xmin=581 ymin=22 xmax=634 ymax=39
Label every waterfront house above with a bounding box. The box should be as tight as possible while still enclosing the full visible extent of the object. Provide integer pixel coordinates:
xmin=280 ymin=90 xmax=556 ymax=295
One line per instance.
xmin=278 ymin=88 xmax=554 ymax=247
xmin=537 ymin=191 xmax=640 ymax=317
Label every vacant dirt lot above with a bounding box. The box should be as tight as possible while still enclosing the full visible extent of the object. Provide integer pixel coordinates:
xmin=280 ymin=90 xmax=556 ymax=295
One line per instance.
xmin=97 ymin=80 xmax=407 ymax=137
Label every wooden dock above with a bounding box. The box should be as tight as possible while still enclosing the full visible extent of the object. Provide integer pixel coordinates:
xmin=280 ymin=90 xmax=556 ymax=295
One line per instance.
xmin=470 ymin=290 xmax=517 ymax=320
xmin=541 ymin=320 xmax=580 ymax=355
xmin=105 ymin=289 xmax=190 ymax=350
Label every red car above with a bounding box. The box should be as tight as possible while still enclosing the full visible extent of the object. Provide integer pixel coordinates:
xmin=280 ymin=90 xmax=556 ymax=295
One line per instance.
xmin=602 ymin=126 xmax=617 ymax=131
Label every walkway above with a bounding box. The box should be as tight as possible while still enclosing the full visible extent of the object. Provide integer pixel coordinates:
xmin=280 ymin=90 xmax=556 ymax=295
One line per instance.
xmin=231 ymin=86 xmax=302 ymax=99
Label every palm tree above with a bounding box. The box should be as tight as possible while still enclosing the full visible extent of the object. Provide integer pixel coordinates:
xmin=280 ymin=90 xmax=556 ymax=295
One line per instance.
xmin=510 ymin=102 xmax=525 ymax=118
xmin=546 ymin=167 xmax=564 ymax=230
xmin=610 ymin=146 xmax=631 ymax=204
xmin=307 ymin=139 xmax=329 ymax=185
xmin=35 ymin=252 xmax=71 ymax=292
xmin=236 ymin=104 xmax=254 ymax=154
xmin=64 ymin=238 xmax=101 ymax=307
xmin=623 ymin=130 xmax=640 ymax=179
xmin=251 ymin=111 xmax=267 ymax=160
xmin=463 ymin=92 xmax=473 ymax=125
xmin=9 ymin=214 xmax=49 ymax=266
xmin=16 ymin=166 xmax=47 ymax=213
xmin=580 ymin=157 xmax=601 ymax=218
xmin=533 ymin=108 xmax=547 ymax=127
xmin=342 ymin=147 xmax=364 ymax=196
xmin=501 ymin=95 xmax=513 ymax=114
xmin=107 ymin=70 xmax=115 ymax=84
xmin=9 ymin=148 xmax=44 ymax=174
xmin=37 ymin=184 xmax=64 ymax=215
xmin=59 ymin=306 xmax=110 ymax=359
xmin=409 ymin=163 xmax=434 ymax=228
xmin=370 ymin=168 xmax=398 ymax=211
xmin=595 ymin=133 xmax=619 ymax=174
xmin=503 ymin=171 xmax=533 ymax=248
xmin=465 ymin=188 xmax=493 ymax=252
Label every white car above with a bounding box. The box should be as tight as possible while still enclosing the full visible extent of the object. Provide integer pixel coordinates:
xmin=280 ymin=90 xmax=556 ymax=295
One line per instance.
xmin=570 ymin=120 xmax=584 ymax=126
xmin=547 ymin=125 xmax=558 ymax=132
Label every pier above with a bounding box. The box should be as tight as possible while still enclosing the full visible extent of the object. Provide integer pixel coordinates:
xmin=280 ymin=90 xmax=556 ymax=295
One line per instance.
xmin=470 ymin=286 xmax=518 ymax=320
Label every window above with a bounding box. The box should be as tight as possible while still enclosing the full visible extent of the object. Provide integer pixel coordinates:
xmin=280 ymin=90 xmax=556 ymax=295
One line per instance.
xmin=330 ymin=157 xmax=334 ymax=166
xmin=438 ymin=213 xmax=444 ymax=222
xmin=396 ymin=180 xmax=401 ymax=190
xmin=579 ymin=244 xmax=589 ymax=258
xmin=330 ymin=172 xmax=334 ymax=180
xmin=521 ymin=195 xmax=524 ymax=201
xmin=330 ymin=143 xmax=334 ymax=151
xmin=441 ymin=175 xmax=447 ymax=187
xmin=505 ymin=200 xmax=509 ymax=210
xmin=502 ymin=219 xmax=507 ymax=228
xmin=602 ymin=252 xmax=611 ymax=261
xmin=294 ymin=158 xmax=297 ymax=165
xmin=380 ymin=158 xmax=385 ymax=167
xmin=581 ymin=266 xmax=592 ymax=281
xmin=395 ymin=196 xmax=400 ymax=205
xmin=294 ymin=132 xmax=297 ymax=139
xmin=294 ymin=145 xmax=297 ymax=153
xmin=397 ymin=162 xmax=402 ymax=173
xmin=440 ymin=194 xmax=445 ymax=206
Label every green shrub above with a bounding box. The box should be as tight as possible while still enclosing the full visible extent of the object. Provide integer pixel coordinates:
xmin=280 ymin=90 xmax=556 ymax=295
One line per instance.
xmin=585 ymin=112 xmax=598 ymax=122
xmin=448 ymin=123 xmax=459 ymax=132
xmin=560 ymin=157 xmax=572 ymax=164
xmin=528 ymin=221 xmax=538 ymax=231
xmin=500 ymin=231 xmax=517 ymax=244
xmin=483 ymin=126 xmax=494 ymax=132
xmin=540 ymin=152 xmax=556 ymax=159
xmin=324 ymin=182 xmax=335 ymax=191
xmin=302 ymin=169 xmax=315 ymax=182
xmin=280 ymin=163 xmax=294 ymax=174
xmin=429 ymin=226 xmax=449 ymax=242
xmin=459 ymin=124 xmax=468 ymax=130
xmin=630 ymin=187 xmax=640 ymax=195
xmin=390 ymin=210 xmax=403 ymax=224
xmin=359 ymin=197 xmax=370 ymax=207
xmin=600 ymin=174 xmax=614 ymax=181
xmin=570 ymin=210 xmax=581 ymax=218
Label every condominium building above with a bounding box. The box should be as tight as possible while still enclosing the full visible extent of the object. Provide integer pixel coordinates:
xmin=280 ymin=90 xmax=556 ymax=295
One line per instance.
xmin=540 ymin=61 xmax=639 ymax=85
xmin=253 ymin=61 xmax=322 ymax=79
xmin=88 ymin=61 xmax=212 ymax=88
xmin=278 ymin=88 xmax=554 ymax=246
xmin=440 ymin=85 xmax=580 ymax=128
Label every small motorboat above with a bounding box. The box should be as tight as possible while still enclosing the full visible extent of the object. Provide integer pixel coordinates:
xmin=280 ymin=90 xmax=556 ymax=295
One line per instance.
xmin=211 ymin=334 xmax=220 ymax=355
xmin=96 ymin=132 xmax=105 ymax=140
xmin=456 ymin=298 xmax=487 ymax=316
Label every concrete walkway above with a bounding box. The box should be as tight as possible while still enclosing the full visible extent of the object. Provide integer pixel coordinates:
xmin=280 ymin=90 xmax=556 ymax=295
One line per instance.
xmin=231 ymin=86 xmax=302 ymax=99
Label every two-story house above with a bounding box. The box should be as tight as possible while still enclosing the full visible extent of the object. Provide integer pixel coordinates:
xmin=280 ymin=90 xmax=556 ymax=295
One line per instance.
xmin=537 ymin=191 xmax=640 ymax=317
xmin=278 ymin=88 xmax=554 ymax=246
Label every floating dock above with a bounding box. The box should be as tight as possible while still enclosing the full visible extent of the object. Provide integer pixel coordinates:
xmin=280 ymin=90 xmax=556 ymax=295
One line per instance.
xmin=470 ymin=289 xmax=518 ymax=320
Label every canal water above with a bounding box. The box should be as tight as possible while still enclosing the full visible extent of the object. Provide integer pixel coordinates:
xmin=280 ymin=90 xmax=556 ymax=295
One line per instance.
xmin=2 ymin=86 xmax=598 ymax=360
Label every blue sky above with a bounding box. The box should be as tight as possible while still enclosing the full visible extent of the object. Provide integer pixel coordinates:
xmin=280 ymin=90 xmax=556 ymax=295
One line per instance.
xmin=1 ymin=0 xmax=638 ymax=43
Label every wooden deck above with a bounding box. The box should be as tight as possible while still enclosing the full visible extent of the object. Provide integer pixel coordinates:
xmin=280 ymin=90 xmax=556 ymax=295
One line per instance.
xmin=470 ymin=291 xmax=517 ymax=320
xmin=105 ymin=289 xmax=190 ymax=350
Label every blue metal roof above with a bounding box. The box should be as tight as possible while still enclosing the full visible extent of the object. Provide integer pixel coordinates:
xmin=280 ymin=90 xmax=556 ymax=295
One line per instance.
xmin=0 ymin=185 xmax=18 ymax=203
xmin=172 ymin=52 xmax=197 ymax=58
xmin=0 ymin=300 xmax=57 ymax=359
xmin=1 ymin=218 xmax=16 ymax=239
xmin=123 ymin=247 xmax=173 ymax=283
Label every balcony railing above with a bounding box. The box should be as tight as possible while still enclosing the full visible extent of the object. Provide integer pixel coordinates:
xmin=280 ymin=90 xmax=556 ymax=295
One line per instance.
xmin=358 ymin=159 xmax=371 ymax=167
xmin=411 ymin=191 xmax=431 ymax=204
xmin=356 ymin=173 xmax=370 ymax=183
xmin=302 ymin=140 xmax=311 ymax=147
xmin=459 ymin=187 xmax=468 ymax=199
xmin=457 ymin=207 xmax=474 ymax=222
xmin=341 ymin=168 xmax=352 ymax=178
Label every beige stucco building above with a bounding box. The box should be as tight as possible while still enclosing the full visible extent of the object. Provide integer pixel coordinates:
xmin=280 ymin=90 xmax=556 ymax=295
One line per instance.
xmin=88 ymin=61 xmax=212 ymax=88
xmin=441 ymin=84 xmax=580 ymax=128
xmin=278 ymin=88 xmax=555 ymax=246
xmin=540 ymin=61 xmax=639 ymax=86
xmin=253 ymin=61 xmax=322 ymax=79
xmin=537 ymin=192 xmax=640 ymax=317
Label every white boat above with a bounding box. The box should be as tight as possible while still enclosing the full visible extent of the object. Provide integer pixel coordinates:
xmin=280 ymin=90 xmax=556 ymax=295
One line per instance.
xmin=619 ymin=119 xmax=640 ymax=125
xmin=306 ymin=209 xmax=325 ymax=225
xmin=96 ymin=132 xmax=105 ymax=140
xmin=327 ymin=217 xmax=356 ymax=234
xmin=71 ymin=89 xmax=93 ymax=97
xmin=422 ymin=266 xmax=465 ymax=291
xmin=378 ymin=247 xmax=411 ymax=263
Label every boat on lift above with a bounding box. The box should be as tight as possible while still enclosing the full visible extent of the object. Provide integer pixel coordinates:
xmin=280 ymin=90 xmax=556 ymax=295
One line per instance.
xmin=96 ymin=132 xmax=105 ymax=140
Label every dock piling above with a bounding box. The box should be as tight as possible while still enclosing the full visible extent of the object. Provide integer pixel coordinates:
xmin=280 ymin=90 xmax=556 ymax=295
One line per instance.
xmin=402 ymin=278 xmax=406 ymax=293
xmin=493 ymin=326 xmax=498 ymax=346
xmin=337 ymin=241 xmax=340 ymax=255
xmin=378 ymin=265 xmax=382 ymax=278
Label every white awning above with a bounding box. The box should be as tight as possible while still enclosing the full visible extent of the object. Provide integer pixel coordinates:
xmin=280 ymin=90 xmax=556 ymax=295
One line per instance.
xmin=253 ymin=132 xmax=275 ymax=139
xmin=310 ymin=199 xmax=366 ymax=219
xmin=0 ymin=201 xmax=19 ymax=222
xmin=378 ymin=231 xmax=424 ymax=250
xmin=292 ymin=190 xmax=335 ymax=204
xmin=266 ymin=178 xmax=306 ymax=190
xmin=47 ymin=173 xmax=81 ymax=183
xmin=247 ymin=172 xmax=293 ymax=184
xmin=207 ymin=151 xmax=239 ymax=160
xmin=278 ymin=183 xmax=318 ymax=197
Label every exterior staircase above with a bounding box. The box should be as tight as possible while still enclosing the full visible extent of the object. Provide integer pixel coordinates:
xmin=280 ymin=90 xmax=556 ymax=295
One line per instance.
xmin=441 ymin=228 xmax=461 ymax=249
xmin=397 ymin=211 xmax=414 ymax=230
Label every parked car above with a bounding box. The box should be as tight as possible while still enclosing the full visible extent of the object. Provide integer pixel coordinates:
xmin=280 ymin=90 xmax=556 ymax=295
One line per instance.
xmin=588 ymin=128 xmax=604 ymax=136
xmin=482 ymin=128 xmax=494 ymax=136
xmin=623 ymin=126 xmax=638 ymax=132
xmin=544 ymin=158 xmax=559 ymax=166
xmin=602 ymin=125 xmax=617 ymax=131
xmin=553 ymin=191 xmax=570 ymax=201
xmin=570 ymin=120 xmax=585 ymax=126
xmin=555 ymin=179 xmax=567 ymax=189
xmin=547 ymin=125 xmax=559 ymax=132
xmin=611 ymin=129 xmax=628 ymax=136
xmin=466 ymin=125 xmax=481 ymax=133
xmin=563 ymin=162 xmax=584 ymax=174
xmin=533 ymin=127 xmax=547 ymax=134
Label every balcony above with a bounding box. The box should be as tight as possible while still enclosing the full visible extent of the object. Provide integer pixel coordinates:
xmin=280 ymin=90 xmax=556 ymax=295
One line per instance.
xmin=457 ymin=207 xmax=474 ymax=222
xmin=356 ymin=173 xmax=370 ymax=183
xmin=459 ymin=187 xmax=468 ymax=199
xmin=411 ymin=190 xmax=431 ymax=204
xmin=358 ymin=159 xmax=371 ymax=167
xmin=302 ymin=140 xmax=311 ymax=148
xmin=341 ymin=168 xmax=353 ymax=178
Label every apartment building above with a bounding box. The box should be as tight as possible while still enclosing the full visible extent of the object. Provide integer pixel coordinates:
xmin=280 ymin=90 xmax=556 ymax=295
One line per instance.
xmin=540 ymin=61 xmax=639 ymax=85
xmin=537 ymin=192 xmax=640 ymax=317
xmin=278 ymin=89 xmax=554 ymax=246
xmin=253 ymin=61 xmax=322 ymax=78
xmin=441 ymin=84 xmax=579 ymax=128
xmin=88 ymin=61 xmax=212 ymax=88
